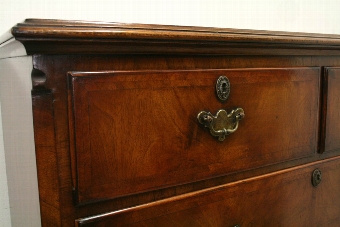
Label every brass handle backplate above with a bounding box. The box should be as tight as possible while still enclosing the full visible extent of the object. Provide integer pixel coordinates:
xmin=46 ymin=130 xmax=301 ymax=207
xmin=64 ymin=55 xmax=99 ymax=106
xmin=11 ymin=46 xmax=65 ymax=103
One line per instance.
xmin=197 ymin=108 xmax=245 ymax=141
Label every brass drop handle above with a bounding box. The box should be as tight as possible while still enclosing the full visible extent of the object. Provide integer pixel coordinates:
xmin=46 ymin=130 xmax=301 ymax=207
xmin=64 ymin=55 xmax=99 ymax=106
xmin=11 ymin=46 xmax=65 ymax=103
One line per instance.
xmin=197 ymin=108 xmax=245 ymax=141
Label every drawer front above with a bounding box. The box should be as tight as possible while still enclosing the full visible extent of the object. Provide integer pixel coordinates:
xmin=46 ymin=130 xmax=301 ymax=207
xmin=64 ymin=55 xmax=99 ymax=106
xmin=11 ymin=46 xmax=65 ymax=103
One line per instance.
xmin=76 ymin=157 xmax=340 ymax=227
xmin=324 ymin=68 xmax=340 ymax=153
xmin=69 ymin=68 xmax=320 ymax=204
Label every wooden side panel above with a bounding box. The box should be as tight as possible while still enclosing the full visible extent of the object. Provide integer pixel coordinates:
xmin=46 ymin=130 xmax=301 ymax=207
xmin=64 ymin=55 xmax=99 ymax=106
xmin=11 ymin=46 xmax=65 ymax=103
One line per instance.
xmin=32 ymin=92 xmax=61 ymax=227
xmin=69 ymin=68 xmax=320 ymax=204
xmin=76 ymin=157 xmax=340 ymax=227
xmin=324 ymin=68 xmax=340 ymax=153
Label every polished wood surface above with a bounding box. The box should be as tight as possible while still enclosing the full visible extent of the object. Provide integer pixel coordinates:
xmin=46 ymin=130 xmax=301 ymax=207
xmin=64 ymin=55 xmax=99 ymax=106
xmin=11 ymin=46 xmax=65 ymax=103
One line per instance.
xmin=11 ymin=19 xmax=340 ymax=55
xmin=76 ymin=157 xmax=340 ymax=227
xmin=4 ymin=19 xmax=340 ymax=226
xmin=324 ymin=68 xmax=340 ymax=153
xmin=30 ymin=55 xmax=340 ymax=227
xmin=32 ymin=92 xmax=62 ymax=227
xmin=69 ymin=68 xmax=320 ymax=204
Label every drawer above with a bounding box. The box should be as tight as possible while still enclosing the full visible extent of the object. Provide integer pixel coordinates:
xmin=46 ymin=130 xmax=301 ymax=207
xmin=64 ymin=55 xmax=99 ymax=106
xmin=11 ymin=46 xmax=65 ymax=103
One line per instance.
xmin=68 ymin=68 xmax=320 ymax=204
xmin=76 ymin=157 xmax=340 ymax=227
xmin=323 ymin=68 xmax=340 ymax=153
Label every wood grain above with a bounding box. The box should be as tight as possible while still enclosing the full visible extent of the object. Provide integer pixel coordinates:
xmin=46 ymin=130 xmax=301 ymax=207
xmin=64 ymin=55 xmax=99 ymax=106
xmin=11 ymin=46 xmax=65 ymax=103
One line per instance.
xmin=32 ymin=92 xmax=62 ymax=227
xmin=28 ymin=52 xmax=340 ymax=225
xmin=324 ymin=68 xmax=340 ymax=153
xmin=69 ymin=68 xmax=320 ymax=204
xmin=8 ymin=19 xmax=340 ymax=226
xmin=27 ymin=52 xmax=340 ymax=226
xmin=76 ymin=156 xmax=340 ymax=227
xmin=11 ymin=19 xmax=340 ymax=55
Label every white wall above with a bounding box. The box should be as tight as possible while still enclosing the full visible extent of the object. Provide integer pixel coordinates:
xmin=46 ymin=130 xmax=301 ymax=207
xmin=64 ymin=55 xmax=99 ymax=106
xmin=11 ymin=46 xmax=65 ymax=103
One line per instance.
xmin=0 ymin=105 xmax=11 ymax=227
xmin=1 ymin=1 xmax=340 ymax=226
xmin=0 ymin=56 xmax=39 ymax=227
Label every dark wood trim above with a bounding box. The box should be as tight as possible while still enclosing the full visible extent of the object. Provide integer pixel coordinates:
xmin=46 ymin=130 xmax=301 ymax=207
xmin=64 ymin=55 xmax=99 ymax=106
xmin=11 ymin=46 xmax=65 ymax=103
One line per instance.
xmin=4 ymin=20 xmax=340 ymax=226
xmin=10 ymin=19 xmax=340 ymax=55
xmin=32 ymin=91 xmax=62 ymax=227
xmin=75 ymin=156 xmax=340 ymax=226
xmin=319 ymin=67 xmax=329 ymax=153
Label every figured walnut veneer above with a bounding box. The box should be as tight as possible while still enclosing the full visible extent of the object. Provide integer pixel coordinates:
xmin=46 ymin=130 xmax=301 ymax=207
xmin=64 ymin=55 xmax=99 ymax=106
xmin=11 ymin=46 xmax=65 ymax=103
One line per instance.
xmin=4 ymin=19 xmax=340 ymax=226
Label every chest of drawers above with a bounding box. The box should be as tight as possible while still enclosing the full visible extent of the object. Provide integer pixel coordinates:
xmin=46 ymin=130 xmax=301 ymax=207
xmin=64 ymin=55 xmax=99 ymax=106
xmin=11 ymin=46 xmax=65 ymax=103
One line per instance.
xmin=1 ymin=19 xmax=340 ymax=226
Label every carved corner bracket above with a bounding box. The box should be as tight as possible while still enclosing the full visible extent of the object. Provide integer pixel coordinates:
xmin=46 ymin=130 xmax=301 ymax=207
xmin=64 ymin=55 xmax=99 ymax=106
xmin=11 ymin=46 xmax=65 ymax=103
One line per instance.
xmin=31 ymin=68 xmax=51 ymax=95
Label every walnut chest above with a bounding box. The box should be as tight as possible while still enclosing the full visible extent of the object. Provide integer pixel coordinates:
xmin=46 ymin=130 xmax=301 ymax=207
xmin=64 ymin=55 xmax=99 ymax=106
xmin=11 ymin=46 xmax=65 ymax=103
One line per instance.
xmin=1 ymin=19 xmax=340 ymax=226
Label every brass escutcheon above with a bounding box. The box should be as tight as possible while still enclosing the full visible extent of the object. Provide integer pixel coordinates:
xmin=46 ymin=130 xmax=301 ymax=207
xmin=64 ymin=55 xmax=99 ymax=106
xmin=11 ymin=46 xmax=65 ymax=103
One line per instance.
xmin=312 ymin=168 xmax=322 ymax=187
xmin=216 ymin=75 xmax=230 ymax=102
